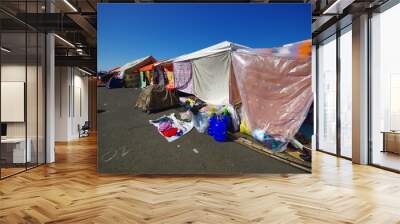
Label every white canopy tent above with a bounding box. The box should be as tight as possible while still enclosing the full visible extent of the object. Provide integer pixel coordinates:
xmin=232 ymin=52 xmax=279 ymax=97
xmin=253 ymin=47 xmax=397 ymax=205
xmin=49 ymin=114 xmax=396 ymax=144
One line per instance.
xmin=172 ymin=41 xmax=248 ymax=105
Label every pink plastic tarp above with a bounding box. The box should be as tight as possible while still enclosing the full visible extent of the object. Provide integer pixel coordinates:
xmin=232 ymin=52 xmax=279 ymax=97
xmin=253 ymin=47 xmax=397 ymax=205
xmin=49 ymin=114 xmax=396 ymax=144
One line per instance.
xmin=231 ymin=41 xmax=312 ymax=142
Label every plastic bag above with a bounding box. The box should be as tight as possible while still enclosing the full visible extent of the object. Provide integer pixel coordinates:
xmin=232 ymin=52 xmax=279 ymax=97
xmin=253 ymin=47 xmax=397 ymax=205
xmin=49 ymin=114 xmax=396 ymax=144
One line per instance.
xmin=213 ymin=116 xmax=227 ymax=142
xmin=192 ymin=112 xmax=209 ymax=133
xmin=239 ymin=118 xmax=252 ymax=136
xmin=252 ymin=129 xmax=287 ymax=152
xmin=179 ymin=110 xmax=192 ymax=121
xmin=226 ymin=105 xmax=240 ymax=132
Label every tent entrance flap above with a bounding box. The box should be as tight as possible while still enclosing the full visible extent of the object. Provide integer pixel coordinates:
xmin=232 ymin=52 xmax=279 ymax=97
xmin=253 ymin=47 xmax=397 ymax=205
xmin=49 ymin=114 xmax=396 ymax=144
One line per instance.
xmin=192 ymin=52 xmax=231 ymax=105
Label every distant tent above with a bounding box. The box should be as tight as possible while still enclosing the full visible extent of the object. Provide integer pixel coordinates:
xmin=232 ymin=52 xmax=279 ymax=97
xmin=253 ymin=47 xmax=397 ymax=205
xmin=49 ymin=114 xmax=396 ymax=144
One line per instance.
xmin=108 ymin=66 xmax=120 ymax=73
xmin=106 ymin=76 xmax=124 ymax=89
xmin=97 ymin=71 xmax=109 ymax=87
xmin=117 ymin=56 xmax=156 ymax=79
xmin=115 ymin=56 xmax=156 ymax=88
xmin=99 ymin=66 xmax=120 ymax=84
xmin=108 ymin=66 xmax=121 ymax=77
xmin=139 ymin=62 xmax=157 ymax=86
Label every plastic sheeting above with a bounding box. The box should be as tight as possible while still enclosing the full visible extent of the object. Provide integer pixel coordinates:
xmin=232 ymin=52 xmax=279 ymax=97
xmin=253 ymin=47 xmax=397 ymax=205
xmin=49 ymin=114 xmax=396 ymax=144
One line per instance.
xmin=173 ymin=61 xmax=193 ymax=94
xmin=192 ymin=52 xmax=231 ymax=105
xmin=231 ymin=43 xmax=312 ymax=143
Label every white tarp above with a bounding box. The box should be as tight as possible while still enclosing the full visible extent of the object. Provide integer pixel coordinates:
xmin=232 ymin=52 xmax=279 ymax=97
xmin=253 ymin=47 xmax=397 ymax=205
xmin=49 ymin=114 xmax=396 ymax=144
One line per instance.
xmin=192 ymin=52 xmax=231 ymax=105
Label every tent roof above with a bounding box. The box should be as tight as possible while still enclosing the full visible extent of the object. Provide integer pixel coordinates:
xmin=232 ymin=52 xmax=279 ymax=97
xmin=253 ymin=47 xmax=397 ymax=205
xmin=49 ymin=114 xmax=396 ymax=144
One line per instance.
xmin=117 ymin=56 xmax=156 ymax=73
xmin=154 ymin=58 xmax=173 ymax=67
xmin=108 ymin=66 xmax=120 ymax=73
xmin=173 ymin=41 xmax=249 ymax=62
xmin=235 ymin=39 xmax=312 ymax=59
xmin=139 ymin=63 xmax=156 ymax=72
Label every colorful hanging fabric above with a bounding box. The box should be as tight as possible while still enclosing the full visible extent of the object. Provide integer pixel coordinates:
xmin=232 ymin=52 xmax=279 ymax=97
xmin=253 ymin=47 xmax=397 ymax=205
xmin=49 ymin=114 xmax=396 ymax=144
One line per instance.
xmin=173 ymin=61 xmax=193 ymax=94
xmin=140 ymin=71 xmax=147 ymax=88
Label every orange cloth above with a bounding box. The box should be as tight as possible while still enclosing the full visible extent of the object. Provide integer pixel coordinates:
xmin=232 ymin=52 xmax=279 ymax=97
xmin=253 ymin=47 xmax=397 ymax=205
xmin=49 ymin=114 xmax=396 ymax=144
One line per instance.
xmin=298 ymin=40 xmax=312 ymax=58
xmin=140 ymin=63 xmax=155 ymax=72
xmin=163 ymin=63 xmax=173 ymax=72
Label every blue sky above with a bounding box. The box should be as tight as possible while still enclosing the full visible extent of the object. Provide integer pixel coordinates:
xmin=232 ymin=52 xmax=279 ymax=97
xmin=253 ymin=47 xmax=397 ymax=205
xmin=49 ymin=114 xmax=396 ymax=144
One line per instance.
xmin=98 ymin=3 xmax=311 ymax=71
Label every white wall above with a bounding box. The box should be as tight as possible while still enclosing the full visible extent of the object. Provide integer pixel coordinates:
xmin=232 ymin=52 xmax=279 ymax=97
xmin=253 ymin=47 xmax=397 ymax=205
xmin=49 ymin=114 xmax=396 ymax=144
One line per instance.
xmin=1 ymin=64 xmax=26 ymax=139
xmin=1 ymin=64 xmax=25 ymax=81
xmin=55 ymin=66 xmax=89 ymax=141
xmin=73 ymin=72 xmax=89 ymax=131
xmin=1 ymin=63 xmax=46 ymax=164
xmin=1 ymin=64 xmax=39 ymax=138
xmin=55 ymin=66 xmax=70 ymax=141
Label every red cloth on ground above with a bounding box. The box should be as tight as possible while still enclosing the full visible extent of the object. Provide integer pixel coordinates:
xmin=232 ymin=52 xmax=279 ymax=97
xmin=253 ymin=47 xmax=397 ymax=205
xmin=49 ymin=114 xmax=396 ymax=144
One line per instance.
xmin=161 ymin=127 xmax=178 ymax=137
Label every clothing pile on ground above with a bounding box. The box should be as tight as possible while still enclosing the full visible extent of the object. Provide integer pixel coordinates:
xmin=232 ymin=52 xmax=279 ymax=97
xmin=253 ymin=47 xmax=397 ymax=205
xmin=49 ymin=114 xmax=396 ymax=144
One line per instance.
xmin=101 ymin=39 xmax=313 ymax=153
xmin=149 ymin=113 xmax=193 ymax=142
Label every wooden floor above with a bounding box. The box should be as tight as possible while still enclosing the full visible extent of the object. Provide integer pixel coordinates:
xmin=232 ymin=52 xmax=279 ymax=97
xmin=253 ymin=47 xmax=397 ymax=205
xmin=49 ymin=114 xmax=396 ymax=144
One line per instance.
xmin=1 ymin=135 xmax=400 ymax=224
xmin=372 ymin=150 xmax=400 ymax=171
xmin=1 ymin=167 xmax=26 ymax=178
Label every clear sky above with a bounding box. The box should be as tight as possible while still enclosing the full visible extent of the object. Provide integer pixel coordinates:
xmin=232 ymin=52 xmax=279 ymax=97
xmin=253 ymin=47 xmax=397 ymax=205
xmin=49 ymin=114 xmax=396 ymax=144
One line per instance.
xmin=97 ymin=3 xmax=311 ymax=71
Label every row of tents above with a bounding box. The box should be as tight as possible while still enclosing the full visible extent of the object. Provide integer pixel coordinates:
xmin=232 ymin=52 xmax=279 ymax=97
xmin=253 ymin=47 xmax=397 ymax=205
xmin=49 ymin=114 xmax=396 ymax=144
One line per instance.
xmin=99 ymin=40 xmax=313 ymax=149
